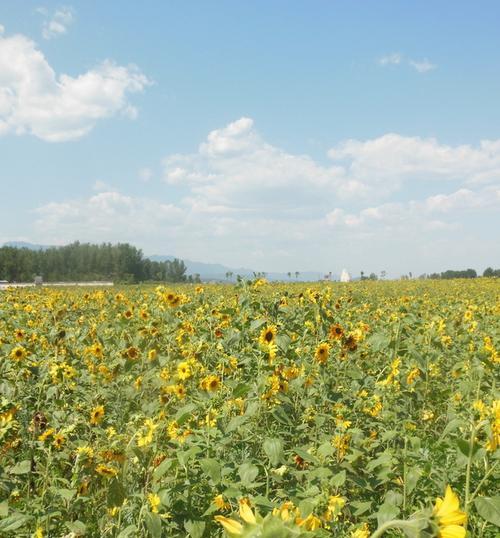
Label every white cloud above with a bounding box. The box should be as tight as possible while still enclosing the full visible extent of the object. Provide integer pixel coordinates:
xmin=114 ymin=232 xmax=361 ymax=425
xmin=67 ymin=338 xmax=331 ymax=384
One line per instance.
xmin=35 ymin=191 xmax=184 ymax=243
xmin=32 ymin=119 xmax=500 ymax=273
xmin=327 ymin=134 xmax=500 ymax=193
xmin=409 ymin=58 xmax=437 ymax=73
xmin=325 ymin=186 xmax=500 ymax=232
xmin=41 ymin=6 xmax=75 ymax=40
xmin=0 ymin=32 xmax=150 ymax=141
xmin=0 ymin=24 xmax=4 ymax=35
xmin=378 ymin=53 xmax=437 ymax=73
xmin=378 ymin=53 xmax=402 ymax=65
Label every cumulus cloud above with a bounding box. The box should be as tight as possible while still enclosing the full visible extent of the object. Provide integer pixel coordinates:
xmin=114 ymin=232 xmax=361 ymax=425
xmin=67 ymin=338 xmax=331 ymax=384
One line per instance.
xmin=0 ymin=31 xmax=150 ymax=141
xmin=41 ymin=6 xmax=75 ymax=39
xmin=325 ymin=186 xmax=500 ymax=232
xmin=33 ymin=119 xmax=500 ymax=273
xmin=35 ymin=191 xmax=184 ymax=244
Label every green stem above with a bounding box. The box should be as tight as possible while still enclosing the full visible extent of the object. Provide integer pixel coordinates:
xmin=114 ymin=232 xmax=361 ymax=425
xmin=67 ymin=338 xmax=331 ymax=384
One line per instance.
xmin=369 ymin=519 xmax=417 ymax=538
xmin=468 ymin=460 xmax=498 ymax=504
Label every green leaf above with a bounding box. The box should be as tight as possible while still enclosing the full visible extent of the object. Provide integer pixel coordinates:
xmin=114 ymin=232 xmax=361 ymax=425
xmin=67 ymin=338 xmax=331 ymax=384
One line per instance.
xmin=276 ymin=334 xmax=291 ymax=352
xmin=263 ymin=438 xmax=284 ymax=466
xmin=65 ymin=520 xmax=87 ymax=536
xmin=9 ymin=460 xmax=31 ymax=474
xmin=330 ymin=470 xmax=346 ymax=487
xmin=232 ymin=383 xmax=250 ymax=398
xmin=200 ymin=458 xmax=221 ymax=484
xmin=474 ymin=496 xmax=500 ymax=527
xmin=153 ymin=458 xmax=174 ymax=480
xmin=456 ymin=438 xmax=481 ymax=458
xmin=57 ymin=488 xmax=76 ymax=502
xmin=117 ymin=525 xmax=138 ymax=538
xmin=145 ymin=512 xmax=162 ymax=538
xmin=184 ymin=520 xmax=206 ymax=538
xmin=406 ymin=467 xmax=421 ymax=494
xmin=175 ymin=403 xmax=198 ymax=425
xmin=0 ymin=501 xmax=8 ymax=517
xmin=0 ymin=513 xmax=31 ymax=532
xmin=225 ymin=415 xmax=247 ymax=433
xmin=351 ymin=501 xmax=372 ymax=516
xmin=292 ymin=447 xmax=319 ymax=465
xmin=107 ymin=478 xmax=126 ymax=508
xmin=317 ymin=441 xmax=334 ymax=459
xmin=238 ymin=462 xmax=259 ymax=485
xmin=377 ymin=502 xmax=400 ymax=526
xmin=250 ymin=319 xmax=267 ymax=331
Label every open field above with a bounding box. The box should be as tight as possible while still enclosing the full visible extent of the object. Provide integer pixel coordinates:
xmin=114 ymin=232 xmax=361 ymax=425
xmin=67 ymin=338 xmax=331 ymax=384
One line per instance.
xmin=0 ymin=279 xmax=499 ymax=537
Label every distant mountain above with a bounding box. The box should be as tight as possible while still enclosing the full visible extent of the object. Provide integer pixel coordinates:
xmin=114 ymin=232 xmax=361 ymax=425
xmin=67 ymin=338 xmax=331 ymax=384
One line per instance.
xmin=148 ymin=254 xmax=331 ymax=282
xmin=2 ymin=241 xmax=53 ymax=251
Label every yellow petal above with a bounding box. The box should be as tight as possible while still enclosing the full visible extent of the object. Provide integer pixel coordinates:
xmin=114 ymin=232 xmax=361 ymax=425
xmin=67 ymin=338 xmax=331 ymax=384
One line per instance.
xmin=439 ymin=524 xmax=466 ymax=538
xmin=239 ymin=501 xmax=256 ymax=524
xmin=214 ymin=516 xmax=243 ymax=535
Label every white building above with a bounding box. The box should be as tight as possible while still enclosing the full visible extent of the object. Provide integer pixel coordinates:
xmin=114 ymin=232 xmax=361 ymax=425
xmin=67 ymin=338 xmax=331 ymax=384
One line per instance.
xmin=340 ymin=269 xmax=351 ymax=282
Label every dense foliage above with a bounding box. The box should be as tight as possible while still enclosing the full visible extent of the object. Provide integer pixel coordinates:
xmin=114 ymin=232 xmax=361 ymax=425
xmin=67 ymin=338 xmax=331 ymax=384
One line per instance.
xmin=0 ymin=279 xmax=499 ymax=537
xmin=0 ymin=243 xmax=194 ymax=283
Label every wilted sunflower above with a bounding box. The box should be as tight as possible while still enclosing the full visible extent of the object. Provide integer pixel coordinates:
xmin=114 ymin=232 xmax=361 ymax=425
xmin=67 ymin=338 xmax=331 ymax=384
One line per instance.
xmin=259 ymin=325 xmax=277 ymax=347
xmin=14 ymin=329 xmax=25 ymax=341
xmin=127 ymin=346 xmax=139 ymax=360
xmin=95 ymin=464 xmax=118 ymax=478
xmin=329 ymin=324 xmax=344 ymax=339
xmin=343 ymin=335 xmax=358 ymax=352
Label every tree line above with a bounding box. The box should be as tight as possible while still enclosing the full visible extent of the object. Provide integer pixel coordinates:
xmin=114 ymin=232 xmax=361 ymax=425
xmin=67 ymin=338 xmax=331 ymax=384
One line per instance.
xmin=423 ymin=268 xmax=499 ymax=279
xmin=0 ymin=242 xmax=199 ymax=283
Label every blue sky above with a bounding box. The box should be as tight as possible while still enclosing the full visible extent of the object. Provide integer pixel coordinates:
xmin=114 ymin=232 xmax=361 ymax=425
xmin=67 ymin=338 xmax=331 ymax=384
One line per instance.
xmin=1 ymin=1 xmax=499 ymax=276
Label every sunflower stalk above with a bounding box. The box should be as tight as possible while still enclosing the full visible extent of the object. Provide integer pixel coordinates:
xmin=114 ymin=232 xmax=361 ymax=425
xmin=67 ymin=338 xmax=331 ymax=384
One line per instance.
xmin=369 ymin=517 xmax=429 ymax=538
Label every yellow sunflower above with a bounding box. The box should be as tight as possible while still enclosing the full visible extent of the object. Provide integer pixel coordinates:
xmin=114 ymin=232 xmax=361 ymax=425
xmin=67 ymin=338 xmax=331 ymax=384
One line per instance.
xmin=433 ymin=486 xmax=467 ymax=538
xmin=314 ymin=342 xmax=330 ymax=364
xmin=259 ymin=325 xmax=277 ymax=347
xmin=90 ymin=405 xmax=105 ymax=425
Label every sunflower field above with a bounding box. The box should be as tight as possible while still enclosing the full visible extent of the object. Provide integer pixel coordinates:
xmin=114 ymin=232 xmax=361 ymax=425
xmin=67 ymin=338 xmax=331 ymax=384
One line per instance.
xmin=0 ymin=278 xmax=499 ymax=537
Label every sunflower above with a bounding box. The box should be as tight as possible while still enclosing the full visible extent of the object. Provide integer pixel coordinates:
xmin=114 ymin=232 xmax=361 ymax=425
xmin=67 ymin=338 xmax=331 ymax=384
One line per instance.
xmin=343 ymin=335 xmax=358 ymax=352
xmin=127 ymin=346 xmax=139 ymax=360
xmin=148 ymin=493 xmax=161 ymax=513
xmin=177 ymin=361 xmax=191 ymax=380
xmin=259 ymin=325 xmax=277 ymax=347
xmin=329 ymin=324 xmax=344 ymax=340
xmin=95 ymin=464 xmax=118 ymax=478
xmin=314 ymin=342 xmax=330 ymax=364
xmin=90 ymin=405 xmax=105 ymax=425
xmin=10 ymin=346 xmax=26 ymax=361
xmin=174 ymin=384 xmax=187 ymax=399
xmin=53 ymin=432 xmax=66 ymax=449
xmin=214 ymin=515 xmax=243 ymax=536
xmin=201 ymin=375 xmax=221 ymax=392
xmin=14 ymin=329 xmax=25 ymax=341
xmin=432 ymin=486 xmax=467 ymax=538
